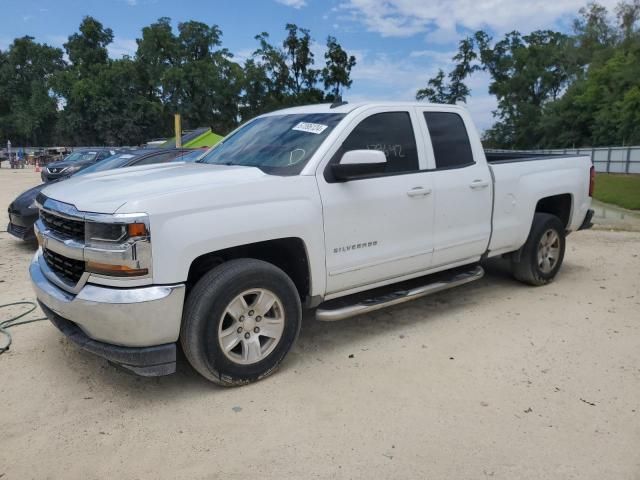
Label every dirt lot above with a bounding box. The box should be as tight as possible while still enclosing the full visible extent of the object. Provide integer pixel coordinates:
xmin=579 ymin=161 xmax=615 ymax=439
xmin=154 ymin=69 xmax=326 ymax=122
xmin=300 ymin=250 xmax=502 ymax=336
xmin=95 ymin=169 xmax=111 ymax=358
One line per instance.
xmin=1 ymin=168 xmax=639 ymax=479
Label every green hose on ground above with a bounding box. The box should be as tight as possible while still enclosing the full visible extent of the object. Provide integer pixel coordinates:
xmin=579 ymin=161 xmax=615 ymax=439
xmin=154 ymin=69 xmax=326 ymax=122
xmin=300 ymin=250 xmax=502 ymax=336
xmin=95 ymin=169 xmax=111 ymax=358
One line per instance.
xmin=0 ymin=302 xmax=47 ymax=354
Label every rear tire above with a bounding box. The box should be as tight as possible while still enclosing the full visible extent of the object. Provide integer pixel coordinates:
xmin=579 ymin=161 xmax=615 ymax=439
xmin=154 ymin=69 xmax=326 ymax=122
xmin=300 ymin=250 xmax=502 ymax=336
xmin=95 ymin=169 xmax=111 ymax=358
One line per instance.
xmin=511 ymin=213 xmax=566 ymax=286
xmin=180 ymin=259 xmax=302 ymax=386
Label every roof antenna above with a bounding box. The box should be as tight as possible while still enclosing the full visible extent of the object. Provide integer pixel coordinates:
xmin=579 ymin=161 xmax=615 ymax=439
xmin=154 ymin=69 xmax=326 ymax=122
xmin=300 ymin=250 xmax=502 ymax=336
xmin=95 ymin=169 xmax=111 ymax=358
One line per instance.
xmin=330 ymin=96 xmax=348 ymax=109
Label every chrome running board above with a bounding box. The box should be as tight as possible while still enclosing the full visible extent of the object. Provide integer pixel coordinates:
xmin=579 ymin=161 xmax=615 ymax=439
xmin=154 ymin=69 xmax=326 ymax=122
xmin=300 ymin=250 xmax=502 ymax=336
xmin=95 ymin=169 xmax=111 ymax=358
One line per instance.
xmin=315 ymin=266 xmax=484 ymax=322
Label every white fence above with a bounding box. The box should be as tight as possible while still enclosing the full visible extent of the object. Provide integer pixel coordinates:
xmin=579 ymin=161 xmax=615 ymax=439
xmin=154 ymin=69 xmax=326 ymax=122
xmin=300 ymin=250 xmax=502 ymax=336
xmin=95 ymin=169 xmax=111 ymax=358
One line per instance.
xmin=487 ymin=146 xmax=640 ymax=174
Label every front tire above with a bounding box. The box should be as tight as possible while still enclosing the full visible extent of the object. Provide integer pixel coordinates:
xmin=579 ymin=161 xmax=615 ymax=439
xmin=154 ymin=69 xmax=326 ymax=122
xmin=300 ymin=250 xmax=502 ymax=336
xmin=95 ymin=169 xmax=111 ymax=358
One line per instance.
xmin=511 ymin=213 xmax=566 ymax=286
xmin=180 ymin=259 xmax=302 ymax=386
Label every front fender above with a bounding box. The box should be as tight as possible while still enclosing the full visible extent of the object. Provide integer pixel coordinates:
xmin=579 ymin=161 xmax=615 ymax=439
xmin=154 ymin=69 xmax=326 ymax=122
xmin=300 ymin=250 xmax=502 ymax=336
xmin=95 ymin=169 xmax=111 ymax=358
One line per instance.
xmin=147 ymin=176 xmax=327 ymax=298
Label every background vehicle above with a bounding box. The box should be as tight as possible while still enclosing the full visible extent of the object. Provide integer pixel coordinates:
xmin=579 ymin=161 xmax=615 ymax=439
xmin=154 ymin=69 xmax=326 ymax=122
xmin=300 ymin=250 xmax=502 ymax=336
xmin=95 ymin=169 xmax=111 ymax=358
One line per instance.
xmin=30 ymin=102 xmax=594 ymax=386
xmin=41 ymin=148 xmax=118 ymax=183
xmin=8 ymin=148 xmax=197 ymax=242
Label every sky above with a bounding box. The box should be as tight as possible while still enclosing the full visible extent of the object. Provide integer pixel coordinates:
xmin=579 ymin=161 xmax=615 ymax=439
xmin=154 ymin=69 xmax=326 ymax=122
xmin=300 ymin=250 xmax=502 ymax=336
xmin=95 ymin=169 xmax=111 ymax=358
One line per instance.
xmin=0 ymin=0 xmax=621 ymax=131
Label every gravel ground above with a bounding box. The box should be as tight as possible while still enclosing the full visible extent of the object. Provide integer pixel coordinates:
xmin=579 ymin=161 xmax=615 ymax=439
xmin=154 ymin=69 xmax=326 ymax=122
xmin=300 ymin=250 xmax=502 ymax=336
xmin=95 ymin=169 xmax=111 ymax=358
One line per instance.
xmin=0 ymin=168 xmax=639 ymax=479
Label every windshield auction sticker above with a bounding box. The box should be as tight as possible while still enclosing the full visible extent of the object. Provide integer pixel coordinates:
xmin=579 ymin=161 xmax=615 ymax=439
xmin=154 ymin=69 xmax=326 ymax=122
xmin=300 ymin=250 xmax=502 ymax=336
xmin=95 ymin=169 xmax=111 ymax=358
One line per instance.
xmin=292 ymin=122 xmax=329 ymax=134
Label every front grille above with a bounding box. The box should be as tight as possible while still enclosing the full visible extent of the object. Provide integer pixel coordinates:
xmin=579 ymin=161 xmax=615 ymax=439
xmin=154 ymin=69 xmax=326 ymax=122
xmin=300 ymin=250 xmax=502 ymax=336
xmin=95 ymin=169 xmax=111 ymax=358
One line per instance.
xmin=43 ymin=248 xmax=85 ymax=285
xmin=41 ymin=210 xmax=84 ymax=241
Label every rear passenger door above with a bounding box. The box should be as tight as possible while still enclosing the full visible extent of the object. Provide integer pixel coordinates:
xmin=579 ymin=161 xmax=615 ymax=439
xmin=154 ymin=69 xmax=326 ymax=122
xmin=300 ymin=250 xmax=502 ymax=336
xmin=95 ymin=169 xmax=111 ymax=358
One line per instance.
xmin=317 ymin=108 xmax=435 ymax=295
xmin=419 ymin=109 xmax=492 ymax=267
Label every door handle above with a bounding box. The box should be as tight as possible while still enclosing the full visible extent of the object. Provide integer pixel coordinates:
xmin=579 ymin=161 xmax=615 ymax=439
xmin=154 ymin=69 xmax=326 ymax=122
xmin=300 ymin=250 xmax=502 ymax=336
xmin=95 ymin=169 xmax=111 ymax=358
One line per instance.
xmin=469 ymin=180 xmax=490 ymax=189
xmin=407 ymin=186 xmax=432 ymax=197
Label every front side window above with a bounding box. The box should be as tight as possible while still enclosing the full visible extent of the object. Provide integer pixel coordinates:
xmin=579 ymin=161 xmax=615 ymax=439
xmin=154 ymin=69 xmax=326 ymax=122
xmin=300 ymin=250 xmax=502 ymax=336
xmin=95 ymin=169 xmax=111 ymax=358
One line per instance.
xmin=424 ymin=112 xmax=475 ymax=169
xmin=338 ymin=112 xmax=419 ymax=174
xmin=199 ymin=113 xmax=345 ymax=175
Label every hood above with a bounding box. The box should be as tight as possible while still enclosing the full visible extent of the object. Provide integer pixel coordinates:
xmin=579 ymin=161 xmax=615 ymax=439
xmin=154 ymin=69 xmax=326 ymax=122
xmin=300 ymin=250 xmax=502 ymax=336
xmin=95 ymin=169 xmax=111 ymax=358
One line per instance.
xmin=40 ymin=162 xmax=267 ymax=213
xmin=10 ymin=183 xmax=47 ymax=212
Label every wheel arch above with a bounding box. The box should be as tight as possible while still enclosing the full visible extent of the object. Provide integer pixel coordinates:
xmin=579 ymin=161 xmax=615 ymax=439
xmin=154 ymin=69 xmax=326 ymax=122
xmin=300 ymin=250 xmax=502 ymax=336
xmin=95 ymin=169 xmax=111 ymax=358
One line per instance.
xmin=186 ymin=237 xmax=312 ymax=302
xmin=534 ymin=193 xmax=573 ymax=230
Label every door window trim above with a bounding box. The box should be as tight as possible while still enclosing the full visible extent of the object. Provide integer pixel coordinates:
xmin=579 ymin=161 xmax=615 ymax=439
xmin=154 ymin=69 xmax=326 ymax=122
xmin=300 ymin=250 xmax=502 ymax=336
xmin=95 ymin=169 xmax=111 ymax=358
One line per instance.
xmin=321 ymin=107 xmax=429 ymax=183
xmin=422 ymin=111 xmax=476 ymax=170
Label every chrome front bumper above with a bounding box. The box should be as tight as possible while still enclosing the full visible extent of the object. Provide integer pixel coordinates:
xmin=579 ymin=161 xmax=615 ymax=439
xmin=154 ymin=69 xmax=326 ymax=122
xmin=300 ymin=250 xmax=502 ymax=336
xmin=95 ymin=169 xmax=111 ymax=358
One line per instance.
xmin=30 ymin=252 xmax=185 ymax=348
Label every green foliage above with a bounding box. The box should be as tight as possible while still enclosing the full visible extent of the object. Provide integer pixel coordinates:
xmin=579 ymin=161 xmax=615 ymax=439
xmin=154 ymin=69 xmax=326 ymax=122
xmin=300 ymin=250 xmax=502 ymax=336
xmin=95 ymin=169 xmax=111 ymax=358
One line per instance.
xmin=416 ymin=69 xmax=449 ymax=103
xmin=594 ymin=173 xmax=640 ymax=210
xmin=0 ymin=36 xmax=64 ymax=145
xmin=64 ymin=16 xmax=113 ymax=72
xmin=420 ymin=1 xmax=640 ymax=149
xmin=322 ymin=36 xmax=356 ymax=100
xmin=416 ymin=37 xmax=479 ymax=104
xmin=0 ymin=17 xmax=356 ymax=146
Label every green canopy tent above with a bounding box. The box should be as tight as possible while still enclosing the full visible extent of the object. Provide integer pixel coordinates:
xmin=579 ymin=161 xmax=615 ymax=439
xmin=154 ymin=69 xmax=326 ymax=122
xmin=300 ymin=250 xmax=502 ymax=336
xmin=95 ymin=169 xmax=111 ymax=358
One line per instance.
xmin=162 ymin=128 xmax=223 ymax=149
xmin=184 ymin=129 xmax=223 ymax=148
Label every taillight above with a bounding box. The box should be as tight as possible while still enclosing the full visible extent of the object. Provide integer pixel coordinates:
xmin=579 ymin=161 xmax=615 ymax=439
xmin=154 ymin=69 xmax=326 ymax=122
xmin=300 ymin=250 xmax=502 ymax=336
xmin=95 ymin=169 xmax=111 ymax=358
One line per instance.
xmin=589 ymin=166 xmax=595 ymax=197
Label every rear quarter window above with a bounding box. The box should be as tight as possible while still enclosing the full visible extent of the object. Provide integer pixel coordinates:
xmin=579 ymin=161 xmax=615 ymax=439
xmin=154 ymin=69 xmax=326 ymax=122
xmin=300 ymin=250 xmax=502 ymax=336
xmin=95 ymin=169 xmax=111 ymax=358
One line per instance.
xmin=424 ymin=112 xmax=474 ymax=169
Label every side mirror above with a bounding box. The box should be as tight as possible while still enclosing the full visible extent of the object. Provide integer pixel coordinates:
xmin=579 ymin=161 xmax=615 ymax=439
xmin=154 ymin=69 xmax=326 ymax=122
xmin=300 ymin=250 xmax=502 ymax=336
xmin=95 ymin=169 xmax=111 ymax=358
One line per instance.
xmin=331 ymin=149 xmax=387 ymax=182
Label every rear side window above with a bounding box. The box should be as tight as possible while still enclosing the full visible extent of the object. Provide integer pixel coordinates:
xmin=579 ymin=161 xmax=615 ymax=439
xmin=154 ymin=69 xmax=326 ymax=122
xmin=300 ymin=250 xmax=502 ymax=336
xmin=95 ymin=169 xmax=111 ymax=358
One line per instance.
xmin=424 ymin=112 xmax=474 ymax=169
xmin=341 ymin=112 xmax=419 ymax=174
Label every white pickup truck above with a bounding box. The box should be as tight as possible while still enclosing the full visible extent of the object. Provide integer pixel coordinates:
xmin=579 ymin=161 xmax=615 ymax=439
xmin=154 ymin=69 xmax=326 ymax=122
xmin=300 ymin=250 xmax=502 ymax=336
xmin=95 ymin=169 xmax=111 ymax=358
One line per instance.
xmin=30 ymin=102 xmax=595 ymax=385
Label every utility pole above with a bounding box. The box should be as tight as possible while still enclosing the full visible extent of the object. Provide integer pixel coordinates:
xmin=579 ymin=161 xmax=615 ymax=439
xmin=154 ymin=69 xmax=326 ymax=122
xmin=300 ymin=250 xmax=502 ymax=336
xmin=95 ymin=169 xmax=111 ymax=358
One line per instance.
xmin=174 ymin=114 xmax=182 ymax=148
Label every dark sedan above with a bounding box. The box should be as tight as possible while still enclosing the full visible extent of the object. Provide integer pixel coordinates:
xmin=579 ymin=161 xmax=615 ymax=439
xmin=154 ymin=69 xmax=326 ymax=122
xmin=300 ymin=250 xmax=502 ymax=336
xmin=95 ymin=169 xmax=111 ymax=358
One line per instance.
xmin=41 ymin=148 xmax=119 ymax=183
xmin=8 ymin=148 xmax=198 ymax=242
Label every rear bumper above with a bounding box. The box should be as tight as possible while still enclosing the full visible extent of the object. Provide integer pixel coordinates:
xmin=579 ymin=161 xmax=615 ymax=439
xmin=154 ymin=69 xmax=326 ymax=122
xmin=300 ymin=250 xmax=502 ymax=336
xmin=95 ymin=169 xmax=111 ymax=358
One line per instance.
xmin=578 ymin=209 xmax=594 ymax=230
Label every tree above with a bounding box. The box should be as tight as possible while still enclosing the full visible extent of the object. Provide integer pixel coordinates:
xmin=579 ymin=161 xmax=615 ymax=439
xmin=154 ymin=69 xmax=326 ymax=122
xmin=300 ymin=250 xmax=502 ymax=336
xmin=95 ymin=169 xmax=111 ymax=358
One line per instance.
xmin=573 ymin=2 xmax=616 ymax=54
xmin=416 ymin=69 xmax=448 ymax=103
xmin=55 ymin=17 xmax=116 ymax=144
xmin=240 ymin=58 xmax=270 ymax=120
xmin=64 ymin=16 xmax=113 ymax=73
xmin=135 ymin=17 xmax=179 ymax=103
xmin=170 ymin=20 xmax=242 ymax=132
xmin=416 ymin=37 xmax=478 ymax=104
xmin=322 ymin=36 xmax=356 ymax=99
xmin=537 ymin=1 xmax=640 ymax=147
xmin=476 ymin=30 xmax=580 ymax=148
xmin=0 ymin=37 xmax=64 ymax=145
xmin=252 ymin=32 xmax=290 ymax=105
xmin=284 ymin=24 xmax=318 ymax=95
xmin=448 ymin=37 xmax=478 ymax=103
xmin=1 ymin=16 xmax=359 ymax=145
xmin=616 ymin=0 xmax=640 ymax=42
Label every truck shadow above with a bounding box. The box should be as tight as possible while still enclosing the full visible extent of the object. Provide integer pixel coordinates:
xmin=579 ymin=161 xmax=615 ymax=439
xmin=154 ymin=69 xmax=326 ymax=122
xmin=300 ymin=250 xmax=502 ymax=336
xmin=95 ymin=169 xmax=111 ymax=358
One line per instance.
xmin=46 ymin=257 xmax=585 ymax=398
xmin=289 ymin=256 xmax=587 ymax=369
xmin=294 ymin=260 xmax=515 ymax=358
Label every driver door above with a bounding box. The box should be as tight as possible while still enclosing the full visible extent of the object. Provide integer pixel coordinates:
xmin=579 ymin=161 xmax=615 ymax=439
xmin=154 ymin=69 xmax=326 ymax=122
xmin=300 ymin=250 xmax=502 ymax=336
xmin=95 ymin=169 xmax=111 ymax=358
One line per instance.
xmin=317 ymin=108 xmax=435 ymax=295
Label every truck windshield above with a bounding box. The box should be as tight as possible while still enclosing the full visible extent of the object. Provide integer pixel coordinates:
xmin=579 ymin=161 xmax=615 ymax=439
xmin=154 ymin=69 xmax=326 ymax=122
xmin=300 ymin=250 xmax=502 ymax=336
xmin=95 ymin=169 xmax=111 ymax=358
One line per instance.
xmin=198 ymin=113 xmax=345 ymax=175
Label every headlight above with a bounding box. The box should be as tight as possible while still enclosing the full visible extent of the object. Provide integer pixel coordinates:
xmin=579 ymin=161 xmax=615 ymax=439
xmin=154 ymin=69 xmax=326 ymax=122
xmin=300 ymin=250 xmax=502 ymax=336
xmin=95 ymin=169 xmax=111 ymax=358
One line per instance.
xmin=85 ymin=221 xmax=151 ymax=277
xmin=85 ymin=221 xmax=148 ymax=244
